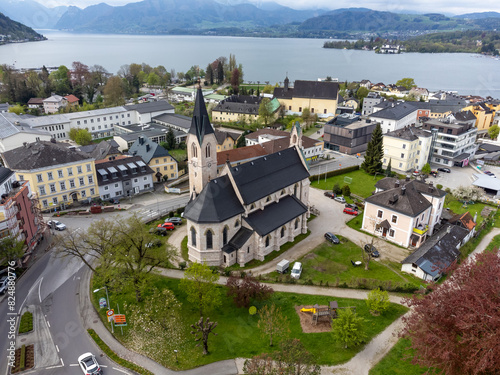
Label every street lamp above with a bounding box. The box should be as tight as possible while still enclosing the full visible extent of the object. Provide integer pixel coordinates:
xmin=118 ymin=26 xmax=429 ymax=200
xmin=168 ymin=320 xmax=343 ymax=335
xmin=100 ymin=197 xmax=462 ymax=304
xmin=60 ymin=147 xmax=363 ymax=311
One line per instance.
xmin=93 ymin=286 xmax=113 ymax=333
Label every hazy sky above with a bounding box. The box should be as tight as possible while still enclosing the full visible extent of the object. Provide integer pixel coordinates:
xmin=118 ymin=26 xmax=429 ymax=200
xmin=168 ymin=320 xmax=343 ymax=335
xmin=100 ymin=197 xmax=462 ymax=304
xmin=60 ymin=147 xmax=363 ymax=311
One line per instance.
xmin=34 ymin=0 xmax=500 ymax=15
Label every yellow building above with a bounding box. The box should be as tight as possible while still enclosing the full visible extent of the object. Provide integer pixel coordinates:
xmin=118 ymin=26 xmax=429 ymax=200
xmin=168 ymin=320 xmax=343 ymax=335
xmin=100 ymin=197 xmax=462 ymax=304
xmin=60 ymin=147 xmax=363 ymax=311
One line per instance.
xmin=1 ymin=141 xmax=99 ymax=210
xmin=382 ymin=125 xmax=432 ymax=173
xmin=462 ymin=103 xmax=494 ymax=131
xmin=273 ymin=78 xmax=339 ymax=120
xmin=214 ymin=129 xmax=239 ymax=152
xmin=128 ymin=136 xmax=178 ymax=182
xmin=212 ymin=95 xmax=280 ymax=124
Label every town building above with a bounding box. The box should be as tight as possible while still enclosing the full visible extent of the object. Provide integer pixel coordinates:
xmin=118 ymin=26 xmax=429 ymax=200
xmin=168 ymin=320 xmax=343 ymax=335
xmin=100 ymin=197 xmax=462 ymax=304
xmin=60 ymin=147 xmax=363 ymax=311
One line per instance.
xmin=369 ymin=101 xmax=419 ymax=133
xmin=362 ymin=177 xmax=446 ymax=249
xmin=323 ymin=114 xmax=378 ymax=154
xmin=428 ymin=92 xmax=467 ymax=118
xmin=461 ymin=102 xmax=494 ymax=131
xmin=212 ymin=95 xmax=280 ymax=123
xmin=95 ymin=155 xmax=154 ymax=200
xmin=421 ymin=118 xmax=477 ymax=167
xmin=214 ymin=130 xmax=239 ymax=152
xmin=27 ymin=98 xmax=44 ymax=110
xmin=361 ymin=92 xmax=383 ymax=116
xmin=43 ymin=95 xmax=67 ymax=114
xmin=382 ymin=125 xmax=432 ymax=173
xmin=1 ymin=140 xmax=100 ymax=211
xmin=78 ymin=140 xmax=122 ymax=161
xmin=128 ymin=136 xmax=178 ymax=182
xmin=184 ymin=88 xmax=311 ymax=267
xmin=273 ymin=77 xmax=339 ymax=119
xmin=0 ymin=112 xmax=52 ymax=153
xmin=64 ymin=94 xmax=80 ymax=109
xmin=447 ymin=110 xmax=477 ymax=127
xmin=216 ymin=144 xmax=268 ymax=173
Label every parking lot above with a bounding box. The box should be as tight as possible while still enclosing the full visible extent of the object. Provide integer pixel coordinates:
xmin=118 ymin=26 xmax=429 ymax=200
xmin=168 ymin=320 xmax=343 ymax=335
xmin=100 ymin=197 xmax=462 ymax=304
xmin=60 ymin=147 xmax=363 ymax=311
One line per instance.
xmin=427 ymin=164 xmax=485 ymax=190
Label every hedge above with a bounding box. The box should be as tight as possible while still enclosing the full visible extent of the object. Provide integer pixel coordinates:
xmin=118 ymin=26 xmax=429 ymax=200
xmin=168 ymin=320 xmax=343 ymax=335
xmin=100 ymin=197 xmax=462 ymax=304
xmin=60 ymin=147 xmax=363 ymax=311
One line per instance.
xmin=18 ymin=312 xmax=33 ymax=334
xmin=309 ymin=165 xmax=360 ymax=180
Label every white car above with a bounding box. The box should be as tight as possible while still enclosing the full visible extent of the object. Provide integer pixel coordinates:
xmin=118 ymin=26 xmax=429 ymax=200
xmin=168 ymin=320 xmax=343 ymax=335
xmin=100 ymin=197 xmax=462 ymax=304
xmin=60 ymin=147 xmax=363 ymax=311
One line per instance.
xmin=47 ymin=220 xmax=66 ymax=231
xmin=291 ymin=262 xmax=302 ymax=279
xmin=78 ymin=352 xmax=102 ymax=375
xmin=334 ymin=196 xmax=346 ymax=204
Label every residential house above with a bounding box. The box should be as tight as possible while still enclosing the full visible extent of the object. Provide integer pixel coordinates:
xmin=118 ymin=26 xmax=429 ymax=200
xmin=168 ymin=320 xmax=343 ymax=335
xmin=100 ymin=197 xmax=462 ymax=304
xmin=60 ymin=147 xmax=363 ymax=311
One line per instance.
xmin=428 ymin=92 xmax=467 ymax=118
xmin=447 ymin=110 xmax=477 ymax=127
xmin=360 ymin=80 xmax=372 ymax=89
xmin=362 ymin=92 xmax=384 ymax=116
xmin=370 ymin=83 xmax=386 ymax=91
xmin=1 ymin=140 xmax=100 ymax=211
xmin=411 ymin=101 xmax=431 ymax=120
xmin=401 ymin=224 xmax=470 ymax=281
xmin=64 ymin=95 xmax=79 ymax=108
xmin=273 ymin=77 xmax=339 ymax=119
xmin=369 ymin=101 xmax=419 ymax=133
xmin=421 ymin=118 xmax=477 ymax=167
xmin=0 ymin=112 xmax=52 ymax=153
xmin=78 ymin=140 xmax=122 ymax=161
xmin=27 ymin=98 xmax=44 ymax=110
xmin=362 ymin=177 xmax=446 ymax=248
xmin=43 ymin=95 xmax=67 ymax=114
xmin=323 ymin=113 xmax=378 ymax=154
xmin=128 ymin=136 xmax=178 ymax=182
xmin=212 ymin=95 xmax=280 ymax=123
xmin=409 ymin=87 xmax=429 ymax=101
xmin=214 ymin=130 xmax=239 ymax=152
xmin=448 ymin=211 xmax=476 ymax=242
xmin=382 ymin=125 xmax=432 ymax=173
xmin=379 ymin=44 xmax=401 ymax=54
xmin=184 ymin=88 xmax=311 ymax=267
xmin=95 ymin=155 xmax=154 ymax=200
xmin=343 ymin=97 xmax=359 ymax=110
xmin=461 ymin=103 xmax=494 ymax=131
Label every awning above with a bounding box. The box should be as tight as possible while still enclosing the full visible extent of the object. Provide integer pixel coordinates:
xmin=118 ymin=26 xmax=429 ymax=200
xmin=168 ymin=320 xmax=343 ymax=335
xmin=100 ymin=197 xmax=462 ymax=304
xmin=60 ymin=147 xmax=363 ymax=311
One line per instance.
xmin=378 ymin=219 xmax=391 ymax=230
xmin=452 ymin=153 xmax=470 ymax=162
xmin=410 ymin=234 xmax=420 ymax=243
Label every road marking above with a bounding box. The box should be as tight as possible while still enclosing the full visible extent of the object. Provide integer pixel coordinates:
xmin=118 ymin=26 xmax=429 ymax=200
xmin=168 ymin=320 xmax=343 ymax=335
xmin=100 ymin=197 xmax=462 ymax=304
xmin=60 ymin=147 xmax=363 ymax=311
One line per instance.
xmin=69 ymin=364 xmax=79 ymax=366
xmin=45 ymin=365 xmax=64 ymax=369
xmin=46 ymin=320 xmax=50 ymax=328
xmin=38 ymin=276 xmax=43 ymax=303
xmin=113 ymin=367 xmax=130 ymax=374
xmin=55 ymin=345 xmax=59 ymax=353
xmin=60 ymin=358 xmax=64 ymax=366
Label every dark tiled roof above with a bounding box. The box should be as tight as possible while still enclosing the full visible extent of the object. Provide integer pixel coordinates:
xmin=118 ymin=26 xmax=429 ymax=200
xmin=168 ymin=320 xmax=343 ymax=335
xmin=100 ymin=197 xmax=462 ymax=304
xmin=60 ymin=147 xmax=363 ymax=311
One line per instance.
xmin=375 ymin=177 xmax=446 ymax=199
xmin=213 ymin=95 xmax=261 ymax=115
xmin=453 ymin=110 xmax=477 ymax=122
xmin=366 ymin=180 xmax=432 ymax=217
xmin=189 ymin=89 xmax=215 ymax=144
xmin=385 ymin=126 xmax=431 ymax=141
xmin=478 ymin=143 xmax=500 ymax=153
xmin=402 ymin=224 xmax=469 ymax=277
xmin=216 ymin=144 xmax=268 ymax=166
xmin=370 ymin=102 xmax=418 ymax=120
xmin=153 ymin=113 xmax=191 ymax=129
xmin=95 ymin=156 xmax=154 ymax=186
xmin=128 ymin=136 xmax=172 ymax=164
xmin=222 ymin=227 xmax=254 ymax=254
xmin=0 ymin=166 xmax=14 ymax=184
xmin=274 ymin=80 xmax=339 ymax=100
xmin=2 ymin=141 xmax=92 ymax=170
xmin=214 ymin=129 xmax=239 ymax=145
xmin=184 ymin=175 xmax=245 ymax=223
xmin=245 ymin=195 xmax=307 ymax=236
xmin=229 ymin=147 xmax=310 ymax=205
xmin=27 ymin=98 xmax=44 ymax=105
xmin=79 ymin=140 xmax=121 ymax=160
xmin=126 ymin=100 xmax=174 ymax=113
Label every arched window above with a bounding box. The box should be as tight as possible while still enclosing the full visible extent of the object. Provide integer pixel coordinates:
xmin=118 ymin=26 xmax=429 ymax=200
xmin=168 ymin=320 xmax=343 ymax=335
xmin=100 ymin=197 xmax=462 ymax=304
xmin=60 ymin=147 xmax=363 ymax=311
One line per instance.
xmin=294 ymin=218 xmax=299 ymax=230
xmin=191 ymin=143 xmax=197 ymax=158
xmin=250 ymin=204 xmax=255 ymax=210
xmin=223 ymin=226 xmax=228 ymax=246
xmin=265 ymin=235 xmax=270 ymax=247
xmin=235 ymin=220 xmax=240 ymax=228
xmin=191 ymin=227 xmax=197 ymax=246
xmin=266 ymin=196 xmax=271 ymax=202
xmin=294 ymin=183 xmax=298 ymax=196
xmin=281 ymin=189 xmax=286 ymax=195
xmin=292 ymin=134 xmax=297 ymax=144
xmin=206 ymin=143 xmax=211 ymax=158
xmin=281 ymin=226 xmax=285 ymax=238
xmin=206 ymin=230 xmax=213 ymax=249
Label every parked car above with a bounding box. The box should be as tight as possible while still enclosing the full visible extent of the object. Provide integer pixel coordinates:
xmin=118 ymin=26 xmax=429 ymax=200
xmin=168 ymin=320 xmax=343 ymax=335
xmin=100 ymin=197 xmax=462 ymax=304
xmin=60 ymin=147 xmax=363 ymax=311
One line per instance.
xmin=324 ymin=191 xmax=335 ymax=199
xmin=364 ymin=244 xmax=380 ymax=257
xmin=412 ymin=170 xmax=420 ymax=177
xmin=430 ymin=171 xmax=438 ymax=177
xmin=157 ymin=222 xmax=175 ymax=230
xmin=334 ymin=196 xmax=346 ymax=203
xmin=484 ymin=171 xmax=496 ymax=178
xmin=109 ymin=198 xmax=120 ymax=204
xmin=344 ymin=203 xmax=358 ymax=211
xmin=78 ymin=352 xmax=103 ymax=375
xmin=290 ymin=262 xmax=303 ymax=279
xmin=437 ymin=167 xmax=451 ymax=173
xmin=0 ymin=276 xmax=8 ymax=295
xmin=324 ymin=232 xmax=340 ymax=244
xmin=149 ymin=227 xmax=168 ymax=236
xmin=47 ymin=220 xmax=66 ymax=231
xmin=276 ymin=259 xmax=290 ymax=274
xmin=165 ymin=217 xmax=183 ymax=225
xmin=343 ymin=207 xmax=358 ymax=215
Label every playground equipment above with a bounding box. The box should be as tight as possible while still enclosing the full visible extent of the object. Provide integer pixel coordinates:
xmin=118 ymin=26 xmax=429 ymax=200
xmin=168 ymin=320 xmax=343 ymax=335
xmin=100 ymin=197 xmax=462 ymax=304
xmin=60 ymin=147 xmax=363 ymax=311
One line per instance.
xmin=300 ymin=307 xmax=317 ymax=314
xmin=300 ymin=301 xmax=357 ymax=325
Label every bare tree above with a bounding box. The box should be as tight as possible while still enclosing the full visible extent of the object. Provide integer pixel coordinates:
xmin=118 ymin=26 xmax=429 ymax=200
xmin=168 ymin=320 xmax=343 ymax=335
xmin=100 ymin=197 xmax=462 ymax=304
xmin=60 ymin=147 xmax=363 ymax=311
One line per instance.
xmin=191 ymin=317 xmax=218 ymax=355
xmin=257 ymin=304 xmax=290 ymax=347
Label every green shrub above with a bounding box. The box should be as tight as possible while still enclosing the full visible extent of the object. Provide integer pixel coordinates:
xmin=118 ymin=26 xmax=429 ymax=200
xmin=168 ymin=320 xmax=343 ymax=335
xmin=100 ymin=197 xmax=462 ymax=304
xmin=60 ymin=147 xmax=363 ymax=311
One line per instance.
xmin=176 ymin=207 xmax=184 ymax=215
xmin=19 ymin=345 xmax=25 ymax=371
xmin=436 ymin=184 xmax=443 ymax=190
xmin=18 ymin=312 xmax=33 ymax=334
xmin=179 ymin=261 xmax=187 ymax=270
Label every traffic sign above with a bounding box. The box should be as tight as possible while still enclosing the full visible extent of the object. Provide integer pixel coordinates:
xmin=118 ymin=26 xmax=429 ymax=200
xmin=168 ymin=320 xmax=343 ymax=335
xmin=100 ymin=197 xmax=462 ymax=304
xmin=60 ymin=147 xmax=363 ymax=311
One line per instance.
xmin=106 ymin=309 xmax=115 ymax=322
xmin=99 ymin=298 xmax=107 ymax=309
xmin=114 ymin=314 xmax=127 ymax=326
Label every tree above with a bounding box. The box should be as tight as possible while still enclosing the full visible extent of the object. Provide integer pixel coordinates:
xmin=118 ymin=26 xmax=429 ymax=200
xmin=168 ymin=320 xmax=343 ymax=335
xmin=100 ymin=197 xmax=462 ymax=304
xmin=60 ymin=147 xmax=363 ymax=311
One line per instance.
xmin=361 ymin=123 xmax=384 ymax=175
xmin=488 ymin=124 xmax=499 ymax=140
xmin=258 ymin=98 xmax=274 ymax=126
xmin=301 ymin=107 xmax=317 ymax=129
xmin=0 ymin=237 xmax=25 ymax=265
xmin=401 ymin=249 xmax=500 ymax=375
xmin=257 ymin=304 xmax=290 ymax=346
xmin=341 ymin=184 xmax=351 ymax=197
xmin=191 ymin=317 xmax=217 ymax=355
xmin=331 ymin=308 xmax=366 ymax=349
xmin=103 ymin=76 xmax=125 ymax=106
xmin=226 ymin=275 xmax=274 ymax=308
xmin=365 ymin=288 xmax=390 ymax=315
xmin=206 ymin=63 xmax=214 ymax=85
xmin=395 ymin=77 xmax=417 ymax=90
xmin=385 ymin=158 xmax=392 ymax=177
xmin=452 ymin=185 xmax=483 ymax=202
xmin=421 ymin=162 xmax=432 ymax=175
xmin=68 ymin=128 xmax=92 ymax=145
xmin=125 ymin=288 xmax=184 ymax=360
xmin=230 ymin=68 xmax=240 ymax=94
xmin=50 ymin=65 xmax=71 ymax=95
xmin=166 ymin=128 xmax=176 ymax=150
xmin=180 ymin=262 xmax=222 ymax=317
xmin=236 ymin=130 xmax=249 ymax=148
xmin=217 ymin=60 xmax=224 ymax=84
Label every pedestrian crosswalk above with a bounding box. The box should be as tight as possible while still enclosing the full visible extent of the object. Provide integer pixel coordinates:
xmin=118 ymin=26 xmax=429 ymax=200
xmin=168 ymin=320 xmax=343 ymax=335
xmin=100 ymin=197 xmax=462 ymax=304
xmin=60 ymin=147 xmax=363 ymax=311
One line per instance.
xmin=136 ymin=209 xmax=159 ymax=219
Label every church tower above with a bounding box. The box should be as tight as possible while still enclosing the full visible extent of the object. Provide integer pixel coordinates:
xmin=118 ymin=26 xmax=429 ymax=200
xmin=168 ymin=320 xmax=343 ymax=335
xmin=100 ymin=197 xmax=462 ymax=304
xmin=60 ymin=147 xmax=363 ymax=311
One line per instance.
xmin=289 ymin=121 xmax=302 ymax=149
xmin=187 ymin=87 xmax=217 ymax=195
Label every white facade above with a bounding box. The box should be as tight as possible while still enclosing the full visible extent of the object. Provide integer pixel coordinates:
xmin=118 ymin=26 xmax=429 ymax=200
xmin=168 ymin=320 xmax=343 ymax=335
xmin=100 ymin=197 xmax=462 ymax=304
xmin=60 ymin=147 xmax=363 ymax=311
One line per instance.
xmin=370 ymin=107 xmax=419 ymax=134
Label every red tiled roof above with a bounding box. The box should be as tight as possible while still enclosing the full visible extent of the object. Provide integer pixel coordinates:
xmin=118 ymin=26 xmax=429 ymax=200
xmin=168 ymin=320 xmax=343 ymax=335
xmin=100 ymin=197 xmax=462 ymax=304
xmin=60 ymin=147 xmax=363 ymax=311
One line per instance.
xmin=216 ymin=144 xmax=267 ymax=166
xmin=64 ymin=94 xmax=79 ymax=103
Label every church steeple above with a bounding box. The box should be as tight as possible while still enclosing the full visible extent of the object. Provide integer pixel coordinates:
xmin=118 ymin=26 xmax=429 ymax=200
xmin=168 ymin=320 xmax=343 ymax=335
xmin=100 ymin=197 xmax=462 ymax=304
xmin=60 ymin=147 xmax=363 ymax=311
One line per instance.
xmin=290 ymin=121 xmax=302 ymax=149
xmin=284 ymin=75 xmax=289 ymax=92
xmin=187 ymin=87 xmax=217 ymax=196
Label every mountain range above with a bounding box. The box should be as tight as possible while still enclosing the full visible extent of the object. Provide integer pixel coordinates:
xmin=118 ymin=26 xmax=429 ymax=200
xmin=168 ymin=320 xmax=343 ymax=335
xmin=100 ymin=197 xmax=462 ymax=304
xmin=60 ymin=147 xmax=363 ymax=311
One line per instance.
xmin=0 ymin=0 xmax=500 ymax=37
xmin=0 ymin=12 xmax=46 ymax=42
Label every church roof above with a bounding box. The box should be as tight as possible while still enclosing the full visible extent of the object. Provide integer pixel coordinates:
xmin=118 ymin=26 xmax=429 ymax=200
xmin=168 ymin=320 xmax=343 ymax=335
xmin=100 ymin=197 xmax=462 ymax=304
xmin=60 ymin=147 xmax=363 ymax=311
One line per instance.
xmin=228 ymin=146 xmax=310 ymax=205
xmin=184 ymin=174 xmax=245 ymax=223
xmin=189 ymin=88 xmax=214 ymax=144
xmin=245 ymin=195 xmax=308 ymax=236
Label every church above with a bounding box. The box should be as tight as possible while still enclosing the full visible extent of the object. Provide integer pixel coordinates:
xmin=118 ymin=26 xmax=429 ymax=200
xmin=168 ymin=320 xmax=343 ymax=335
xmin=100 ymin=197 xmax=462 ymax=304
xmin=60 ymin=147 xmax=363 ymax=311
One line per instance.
xmin=184 ymin=88 xmax=312 ymax=267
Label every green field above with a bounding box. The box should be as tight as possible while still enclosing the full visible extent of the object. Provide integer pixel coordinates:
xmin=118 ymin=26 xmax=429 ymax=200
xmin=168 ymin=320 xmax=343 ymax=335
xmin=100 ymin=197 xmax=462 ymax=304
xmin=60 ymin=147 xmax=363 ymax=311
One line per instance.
xmin=444 ymin=199 xmax=488 ymax=225
xmin=92 ymin=275 xmax=408 ymax=370
xmin=310 ymin=170 xmax=385 ymax=198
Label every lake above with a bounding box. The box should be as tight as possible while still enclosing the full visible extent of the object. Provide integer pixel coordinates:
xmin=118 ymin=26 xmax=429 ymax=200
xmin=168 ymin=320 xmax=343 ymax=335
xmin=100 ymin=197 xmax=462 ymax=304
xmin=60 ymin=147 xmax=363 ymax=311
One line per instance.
xmin=1 ymin=30 xmax=499 ymax=98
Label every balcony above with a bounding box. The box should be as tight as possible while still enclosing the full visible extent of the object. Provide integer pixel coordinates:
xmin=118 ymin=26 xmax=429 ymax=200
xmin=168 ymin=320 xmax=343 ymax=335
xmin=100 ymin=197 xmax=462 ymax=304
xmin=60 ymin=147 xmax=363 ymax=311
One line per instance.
xmin=413 ymin=225 xmax=429 ymax=235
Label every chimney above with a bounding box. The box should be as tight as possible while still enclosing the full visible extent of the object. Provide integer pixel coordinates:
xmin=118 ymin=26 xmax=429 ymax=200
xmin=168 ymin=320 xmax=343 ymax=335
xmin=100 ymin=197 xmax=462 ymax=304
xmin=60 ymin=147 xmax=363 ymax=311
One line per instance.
xmin=146 ymin=144 xmax=150 ymax=152
xmin=405 ymin=175 xmax=410 ymax=182
xmin=447 ymin=225 xmax=452 ymax=234
xmin=401 ymin=186 xmax=406 ymax=195
xmin=139 ymin=136 xmax=144 ymax=145
xmin=395 ymin=181 xmax=400 ymax=188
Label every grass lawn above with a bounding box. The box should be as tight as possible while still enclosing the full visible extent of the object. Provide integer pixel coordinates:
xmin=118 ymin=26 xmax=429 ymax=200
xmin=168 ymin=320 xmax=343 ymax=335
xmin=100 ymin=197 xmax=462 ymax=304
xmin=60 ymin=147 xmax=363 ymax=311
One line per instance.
xmin=369 ymin=338 xmax=434 ymax=375
xmin=303 ymin=126 xmax=321 ymax=137
xmin=181 ymin=236 xmax=188 ymax=261
xmin=18 ymin=311 xmax=33 ymax=334
xmin=485 ymin=234 xmax=500 ymax=252
xmin=91 ymin=275 xmax=408 ymax=370
xmin=283 ymin=237 xmax=420 ymax=291
xmin=444 ymin=198 xmax=488 ymax=225
xmin=310 ymin=170 xmax=385 ymax=198
xmin=168 ymin=149 xmax=187 ymax=162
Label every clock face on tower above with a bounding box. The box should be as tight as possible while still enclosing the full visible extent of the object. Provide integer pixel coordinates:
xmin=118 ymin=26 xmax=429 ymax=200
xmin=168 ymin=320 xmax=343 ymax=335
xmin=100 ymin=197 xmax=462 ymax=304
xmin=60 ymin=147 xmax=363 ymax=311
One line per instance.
xmin=192 ymin=161 xmax=197 ymax=168
xmin=207 ymin=162 xmax=212 ymax=168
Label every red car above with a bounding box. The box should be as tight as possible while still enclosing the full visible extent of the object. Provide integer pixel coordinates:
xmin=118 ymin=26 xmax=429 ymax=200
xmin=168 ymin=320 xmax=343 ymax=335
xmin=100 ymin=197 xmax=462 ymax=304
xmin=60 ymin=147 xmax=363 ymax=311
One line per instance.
xmin=157 ymin=222 xmax=175 ymax=230
xmin=343 ymin=207 xmax=358 ymax=216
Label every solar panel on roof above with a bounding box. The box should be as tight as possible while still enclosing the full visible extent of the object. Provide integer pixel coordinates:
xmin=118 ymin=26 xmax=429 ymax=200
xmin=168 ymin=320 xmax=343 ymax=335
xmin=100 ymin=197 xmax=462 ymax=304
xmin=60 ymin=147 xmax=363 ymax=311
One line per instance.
xmin=107 ymin=166 xmax=118 ymax=173
xmin=136 ymin=160 xmax=146 ymax=167
xmin=117 ymin=165 xmax=127 ymax=171
xmin=97 ymin=169 xmax=108 ymax=176
xmin=127 ymin=163 xmax=136 ymax=169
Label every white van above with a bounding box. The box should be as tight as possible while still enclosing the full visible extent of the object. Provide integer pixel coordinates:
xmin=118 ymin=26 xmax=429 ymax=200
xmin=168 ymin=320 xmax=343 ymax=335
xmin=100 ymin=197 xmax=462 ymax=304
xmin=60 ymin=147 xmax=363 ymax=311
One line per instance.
xmin=291 ymin=262 xmax=302 ymax=279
